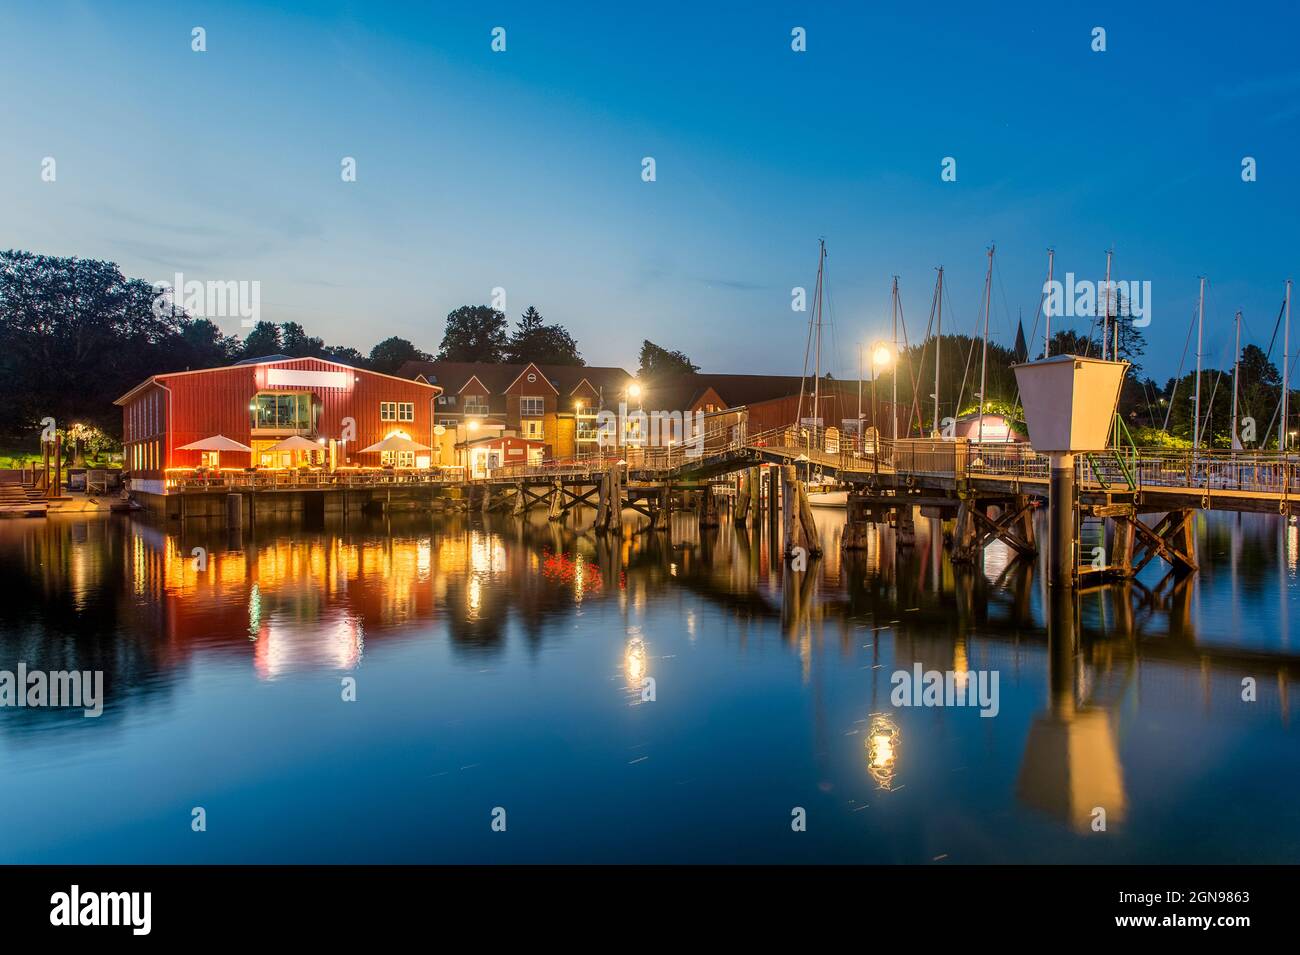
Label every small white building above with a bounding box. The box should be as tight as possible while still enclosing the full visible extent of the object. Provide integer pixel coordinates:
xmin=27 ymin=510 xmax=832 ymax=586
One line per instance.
xmin=953 ymin=412 xmax=1026 ymax=444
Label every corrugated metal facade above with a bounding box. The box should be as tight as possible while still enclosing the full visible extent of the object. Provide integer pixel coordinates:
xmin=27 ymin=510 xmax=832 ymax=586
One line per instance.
xmin=117 ymin=358 xmax=440 ymax=482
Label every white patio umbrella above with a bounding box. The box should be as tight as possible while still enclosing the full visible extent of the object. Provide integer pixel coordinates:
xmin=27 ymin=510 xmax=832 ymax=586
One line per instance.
xmin=358 ymin=435 xmax=432 ymax=454
xmin=265 ymin=434 xmax=324 ymax=468
xmin=175 ymin=434 xmax=253 ymax=468
xmin=266 ymin=435 xmax=320 ymax=452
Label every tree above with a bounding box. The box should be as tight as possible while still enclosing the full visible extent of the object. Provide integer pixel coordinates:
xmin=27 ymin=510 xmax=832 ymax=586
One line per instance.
xmin=1112 ymin=291 xmax=1147 ymax=373
xmin=241 ymin=321 xmax=283 ymax=358
xmin=0 ymin=250 xmax=182 ymax=439
xmin=504 ymin=306 xmax=583 ymax=365
xmin=280 ymin=321 xmax=326 ymax=357
xmin=369 ymin=336 xmax=431 ymax=374
xmin=437 ymin=305 xmax=509 ymax=362
xmin=1042 ymin=329 xmax=1095 ymax=359
xmin=893 ymin=333 xmax=1018 ymax=433
xmin=637 ymin=340 xmax=698 ymax=379
xmin=173 ymin=318 xmax=239 ymax=369
xmin=320 ymin=344 xmax=368 ymax=368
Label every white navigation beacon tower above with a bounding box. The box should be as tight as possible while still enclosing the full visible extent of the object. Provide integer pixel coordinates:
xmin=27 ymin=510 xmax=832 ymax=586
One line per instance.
xmin=1012 ymin=355 xmax=1129 ymax=587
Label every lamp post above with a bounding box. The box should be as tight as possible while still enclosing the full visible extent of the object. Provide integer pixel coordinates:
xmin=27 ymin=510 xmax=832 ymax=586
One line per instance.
xmin=870 ymin=341 xmax=896 ymax=461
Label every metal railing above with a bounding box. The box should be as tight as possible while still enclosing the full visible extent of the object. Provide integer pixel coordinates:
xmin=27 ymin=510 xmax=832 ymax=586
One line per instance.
xmin=165 ymin=467 xmax=466 ymax=491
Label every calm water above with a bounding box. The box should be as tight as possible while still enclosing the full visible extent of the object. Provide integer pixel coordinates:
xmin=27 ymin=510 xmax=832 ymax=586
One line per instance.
xmin=0 ymin=504 xmax=1297 ymax=864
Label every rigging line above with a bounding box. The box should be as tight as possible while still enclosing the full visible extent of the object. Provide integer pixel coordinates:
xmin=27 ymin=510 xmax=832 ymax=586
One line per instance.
xmin=1163 ymin=306 xmax=1199 ymax=434
xmin=1010 ymin=282 xmax=1051 ymax=422
xmin=993 ymin=255 xmax=1017 ymax=339
xmin=1198 ymin=369 xmax=1226 ymax=447
xmin=939 ymin=272 xmax=973 ymax=418
xmin=957 ymin=263 xmax=990 ymax=419
xmin=1141 ymin=377 xmax=1157 ymax=428
xmin=894 ymin=286 xmax=919 ymax=435
xmin=795 ymin=243 xmax=822 ymax=428
xmin=1261 ymin=349 xmax=1300 ymax=443
xmin=1264 ymin=296 xmax=1285 ymax=363
xmin=910 ymin=278 xmax=940 ymax=437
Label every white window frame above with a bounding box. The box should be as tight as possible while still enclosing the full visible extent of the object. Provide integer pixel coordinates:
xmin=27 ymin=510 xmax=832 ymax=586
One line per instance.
xmin=519 ymin=395 xmax=545 ymax=417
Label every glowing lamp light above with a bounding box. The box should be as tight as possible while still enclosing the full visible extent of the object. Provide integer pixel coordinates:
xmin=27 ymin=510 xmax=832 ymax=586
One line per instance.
xmin=865 ymin=712 xmax=901 ymax=791
xmin=627 ymin=383 xmax=642 ymax=399
xmin=871 ymin=343 xmax=895 ymax=369
xmin=467 ymin=420 xmax=479 ymax=432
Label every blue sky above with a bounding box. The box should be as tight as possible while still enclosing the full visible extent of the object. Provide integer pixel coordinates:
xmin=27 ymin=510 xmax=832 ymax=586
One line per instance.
xmin=2 ymin=0 xmax=1298 ymax=382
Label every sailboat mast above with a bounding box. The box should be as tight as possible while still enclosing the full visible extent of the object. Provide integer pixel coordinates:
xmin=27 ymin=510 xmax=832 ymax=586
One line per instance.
xmin=891 ymin=275 xmax=899 ymax=442
xmin=934 ymin=266 xmax=944 ymax=436
xmin=1194 ymin=276 xmax=1205 ymax=451
xmin=1044 ymin=248 xmax=1054 ymax=358
xmin=977 ymin=245 xmax=994 ymax=445
xmin=1231 ymin=309 xmax=1241 ymax=449
xmin=1102 ymin=249 xmax=1113 ymax=361
xmin=1284 ymin=279 xmax=1292 ymax=451
xmin=813 ymin=240 xmax=824 ymax=431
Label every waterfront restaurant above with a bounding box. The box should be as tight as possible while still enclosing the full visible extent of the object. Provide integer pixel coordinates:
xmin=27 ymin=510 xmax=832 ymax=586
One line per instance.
xmin=114 ymin=355 xmax=442 ymax=496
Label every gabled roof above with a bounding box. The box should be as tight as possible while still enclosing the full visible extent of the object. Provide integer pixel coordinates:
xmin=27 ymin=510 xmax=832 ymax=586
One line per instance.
xmin=504 ymin=362 xmax=560 ymax=394
xmin=457 ymin=373 xmax=492 ymax=395
xmin=114 ymin=356 xmax=440 ymax=405
xmin=397 ymin=360 xmax=635 ymax=399
xmin=233 ymin=353 xmax=294 ymax=365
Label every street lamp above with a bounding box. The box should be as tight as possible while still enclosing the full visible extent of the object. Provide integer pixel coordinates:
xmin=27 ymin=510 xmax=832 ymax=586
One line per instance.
xmin=869 ymin=341 xmax=896 ymax=456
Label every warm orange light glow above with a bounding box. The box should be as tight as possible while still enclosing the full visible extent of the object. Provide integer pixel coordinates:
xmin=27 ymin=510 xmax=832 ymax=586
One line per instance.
xmin=866 ymin=713 xmax=901 ymax=790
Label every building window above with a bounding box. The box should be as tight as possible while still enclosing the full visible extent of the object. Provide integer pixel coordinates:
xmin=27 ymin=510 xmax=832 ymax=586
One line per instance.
xmin=463 ymin=394 xmax=489 ymax=416
xmin=251 ymin=392 xmax=313 ymax=431
xmin=520 ymin=396 xmax=545 ymax=417
xmin=437 ymin=417 xmax=457 ymax=427
xmin=381 ymin=401 xmax=414 ymax=422
xmin=380 ymin=450 xmax=415 ymax=467
xmin=522 ymin=419 xmax=543 ymax=440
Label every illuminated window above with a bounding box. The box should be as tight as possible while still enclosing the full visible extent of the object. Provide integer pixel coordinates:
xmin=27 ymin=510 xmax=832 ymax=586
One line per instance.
xmin=522 ymin=419 xmax=543 ymax=440
xmin=380 ymin=401 xmax=414 ymax=421
xmin=250 ymin=392 xmax=313 ymax=430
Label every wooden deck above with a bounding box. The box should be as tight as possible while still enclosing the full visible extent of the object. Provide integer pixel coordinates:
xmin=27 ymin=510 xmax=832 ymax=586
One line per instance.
xmin=0 ymin=482 xmax=48 ymax=517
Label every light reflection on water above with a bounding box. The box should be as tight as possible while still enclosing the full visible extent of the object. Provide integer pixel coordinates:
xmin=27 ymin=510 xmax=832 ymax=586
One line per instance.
xmin=0 ymin=506 xmax=1296 ymax=863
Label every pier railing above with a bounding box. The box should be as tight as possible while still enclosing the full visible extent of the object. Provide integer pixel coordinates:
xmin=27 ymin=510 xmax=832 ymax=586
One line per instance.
xmin=159 ymin=433 xmax=1298 ymax=503
xmin=744 ymin=428 xmax=1298 ymax=499
xmin=164 ymin=467 xmax=466 ymax=491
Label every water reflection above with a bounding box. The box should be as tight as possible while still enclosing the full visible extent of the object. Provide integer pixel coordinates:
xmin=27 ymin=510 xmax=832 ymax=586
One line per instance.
xmin=0 ymin=505 xmax=1296 ymax=862
xmin=866 ymin=712 xmax=901 ymax=791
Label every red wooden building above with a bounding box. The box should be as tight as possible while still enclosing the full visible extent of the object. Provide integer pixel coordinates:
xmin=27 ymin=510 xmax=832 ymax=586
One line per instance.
xmin=114 ymin=355 xmax=441 ymax=495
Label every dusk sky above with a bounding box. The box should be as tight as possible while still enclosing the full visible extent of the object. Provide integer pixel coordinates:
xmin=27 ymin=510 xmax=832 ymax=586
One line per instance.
xmin=3 ymin=0 xmax=1298 ymax=382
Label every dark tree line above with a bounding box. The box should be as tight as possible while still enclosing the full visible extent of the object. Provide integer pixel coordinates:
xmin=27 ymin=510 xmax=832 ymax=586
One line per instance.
xmin=436 ymin=304 xmax=583 ymax=365
xmin=0 ymin=251 xmax=589 ymax=443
